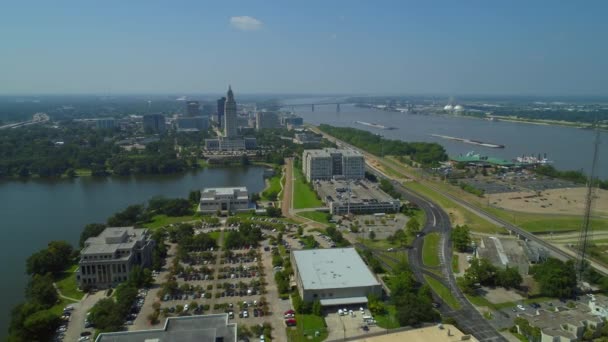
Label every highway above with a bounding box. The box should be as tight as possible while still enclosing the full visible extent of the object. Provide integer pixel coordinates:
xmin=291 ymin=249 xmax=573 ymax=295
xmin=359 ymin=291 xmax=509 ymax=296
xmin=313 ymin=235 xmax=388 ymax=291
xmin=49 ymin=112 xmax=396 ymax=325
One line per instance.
xmin=310 ymin=125 xmax=608 ymax=275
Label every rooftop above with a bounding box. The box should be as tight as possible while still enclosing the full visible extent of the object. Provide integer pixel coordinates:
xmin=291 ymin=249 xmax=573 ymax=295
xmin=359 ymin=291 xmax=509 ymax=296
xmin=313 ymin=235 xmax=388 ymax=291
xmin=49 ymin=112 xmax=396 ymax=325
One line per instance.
xmin=82 ymin=227 xmax=147 ymax=256
xmin=95 ymin=314 xmax=236 ymax=342
xmin=315 ymin=179 xmax=398 ymax=207
xmin=355 ymin=324 xmax=477 ymax=342
xmin=518 ymin=307 xmax=603 ymax=340
xmin=202 ymin=187 xmax=247 ymax=196
xmin=292 ymin=248 xmax=380 ymax=290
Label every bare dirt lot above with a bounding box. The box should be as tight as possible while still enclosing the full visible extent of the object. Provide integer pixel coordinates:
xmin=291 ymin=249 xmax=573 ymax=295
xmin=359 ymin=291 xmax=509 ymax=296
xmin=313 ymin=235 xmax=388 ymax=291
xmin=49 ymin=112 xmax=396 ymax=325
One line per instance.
xmin=487 ymin=187 xmax=608 ymax=216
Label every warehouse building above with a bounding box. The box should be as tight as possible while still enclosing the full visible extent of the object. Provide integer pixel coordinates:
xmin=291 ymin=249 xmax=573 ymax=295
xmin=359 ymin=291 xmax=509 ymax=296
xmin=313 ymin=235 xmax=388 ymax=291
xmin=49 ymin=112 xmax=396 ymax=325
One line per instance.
xmin=291 ymin=248 xmax=382 ymax=306
xmin=315 ymin=179 xmax=401 ymax=215
xmin=302 ymin=148 xmax=365 ymax=182
xmin=96 ymin=314 xmax=237 ymax=342
xmin=198 ymin=187 xmax=252 ymax=214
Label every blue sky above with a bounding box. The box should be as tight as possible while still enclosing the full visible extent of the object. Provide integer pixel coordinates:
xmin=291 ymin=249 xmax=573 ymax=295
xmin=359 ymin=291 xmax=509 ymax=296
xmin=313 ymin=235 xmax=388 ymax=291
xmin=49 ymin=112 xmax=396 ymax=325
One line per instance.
xmin=1 ymin=1 xmax=607 ymax=95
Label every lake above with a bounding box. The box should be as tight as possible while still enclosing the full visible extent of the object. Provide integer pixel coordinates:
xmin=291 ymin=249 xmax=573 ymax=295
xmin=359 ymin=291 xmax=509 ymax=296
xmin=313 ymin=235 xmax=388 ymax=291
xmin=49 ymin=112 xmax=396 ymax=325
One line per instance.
xmin=0 ymin=166 xmax=266 ymax=335
xmin=284 ymin=102 xmax=607 ymax=179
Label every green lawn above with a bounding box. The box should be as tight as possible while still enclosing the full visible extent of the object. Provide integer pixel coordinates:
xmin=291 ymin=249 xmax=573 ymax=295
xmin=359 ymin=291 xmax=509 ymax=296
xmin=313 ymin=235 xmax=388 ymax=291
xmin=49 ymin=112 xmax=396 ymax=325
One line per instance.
xmin=49 ymin=298 xmax=79 ymax=317
xmin=484 ymin=206 xmax=608 ymax=233
xmin=285 ymin=314 xmax=328 ymax=342
xmin=75 ymin=168 xmax=92 ymax=177
xmin=293 ymin=168 xmax=323 ymax=209
xmin=452 ymin=254 xmax=459 ymax=273
xmin=143 ymin=214 xmax=198 ymax=229
xmin=375 ymin=304 xmax=400 ymax=329
xmin=424 ymin=275 xmax=460 ymax=309
xmin=403 ymin=182 xmax=504 ymax=234
xmin=54 ymin=264 xmax=84 ymax=300
xmin=297 ymin=211 xmax=331 ymax=224
xmin=262 ymin=172 xmax=282 ymax=201
xmin=375 ymin=250 xmax=408 ymax=271
xmin=422 ymin=232 xmax=441 ymax=267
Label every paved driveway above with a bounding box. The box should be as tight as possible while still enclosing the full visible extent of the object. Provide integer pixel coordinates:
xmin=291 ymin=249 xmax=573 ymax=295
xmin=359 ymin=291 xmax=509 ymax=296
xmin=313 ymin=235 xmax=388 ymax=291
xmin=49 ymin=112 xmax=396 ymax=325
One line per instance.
xmin=63 ymin=291 xmax=107 ymax=342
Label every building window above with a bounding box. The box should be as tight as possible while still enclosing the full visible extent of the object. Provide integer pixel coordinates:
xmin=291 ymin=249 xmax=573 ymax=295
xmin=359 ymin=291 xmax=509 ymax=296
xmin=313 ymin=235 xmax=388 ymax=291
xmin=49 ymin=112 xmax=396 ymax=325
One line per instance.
xmin=313 ymin=294 xmax=318 ymax=298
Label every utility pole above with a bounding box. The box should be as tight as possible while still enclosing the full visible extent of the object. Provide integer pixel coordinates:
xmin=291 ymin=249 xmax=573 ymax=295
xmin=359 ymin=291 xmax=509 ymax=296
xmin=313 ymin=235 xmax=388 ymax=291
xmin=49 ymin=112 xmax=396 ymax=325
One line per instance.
xmin=577 ymin=126 xmax=601 ymax=279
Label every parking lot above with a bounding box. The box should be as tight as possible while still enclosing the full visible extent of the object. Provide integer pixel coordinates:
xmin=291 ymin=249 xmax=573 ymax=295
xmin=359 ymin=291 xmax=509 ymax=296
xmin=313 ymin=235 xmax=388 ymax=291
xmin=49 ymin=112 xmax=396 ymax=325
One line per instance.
xmin=325 ymin=306 xmax=384 ymax=341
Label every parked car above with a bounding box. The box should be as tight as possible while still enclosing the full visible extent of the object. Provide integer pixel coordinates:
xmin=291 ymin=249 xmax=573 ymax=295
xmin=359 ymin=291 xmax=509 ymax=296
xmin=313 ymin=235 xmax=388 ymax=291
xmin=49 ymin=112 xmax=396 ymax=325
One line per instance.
xmin=285 ymin=318 xmax=297 ymax=327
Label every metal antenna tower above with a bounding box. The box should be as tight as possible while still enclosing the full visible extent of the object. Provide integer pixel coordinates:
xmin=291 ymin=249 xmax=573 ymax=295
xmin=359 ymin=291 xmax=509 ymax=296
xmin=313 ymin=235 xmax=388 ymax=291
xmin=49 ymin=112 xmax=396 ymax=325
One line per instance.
xmin=577 ymin=126 xmax=601 ymax=279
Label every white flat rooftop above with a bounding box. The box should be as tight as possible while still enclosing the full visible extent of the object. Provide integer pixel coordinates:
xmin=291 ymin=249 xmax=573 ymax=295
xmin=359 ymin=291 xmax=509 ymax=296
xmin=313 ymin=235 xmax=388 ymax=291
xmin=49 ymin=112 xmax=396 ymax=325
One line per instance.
xmin=293 ymin=248 xmax=380 ymax=290
xmin=202 ymin=187 xmax=247 ymax=196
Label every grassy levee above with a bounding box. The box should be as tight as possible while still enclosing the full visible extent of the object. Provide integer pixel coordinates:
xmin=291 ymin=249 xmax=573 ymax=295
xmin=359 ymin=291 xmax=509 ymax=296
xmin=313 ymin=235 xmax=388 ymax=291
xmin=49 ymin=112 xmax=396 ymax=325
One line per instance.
xmin=261 ymin=172 xmax=282 ymax=201
xmin=424 ymin=275 xmax=460 ymax=309
xmin=422 ymin=232 xmax=441 ymax=267
xmin=293 ymin=167 xmax=323 ymax=209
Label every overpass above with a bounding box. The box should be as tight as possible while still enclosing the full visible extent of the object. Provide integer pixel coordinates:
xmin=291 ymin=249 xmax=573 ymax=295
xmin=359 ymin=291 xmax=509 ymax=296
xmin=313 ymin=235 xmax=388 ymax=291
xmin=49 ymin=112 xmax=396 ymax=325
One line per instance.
xmin=283 ymin=102 xmax=347 ymax=112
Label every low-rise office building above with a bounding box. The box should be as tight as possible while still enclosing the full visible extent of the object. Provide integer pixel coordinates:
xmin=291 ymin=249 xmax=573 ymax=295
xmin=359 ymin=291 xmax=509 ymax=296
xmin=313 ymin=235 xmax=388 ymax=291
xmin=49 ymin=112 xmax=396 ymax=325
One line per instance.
xmin=198 ymin=187 xmax=251 ymax=214
xmin=204 ymin=137 xmax=257 ymax=151
xmin=302 ymin=148 xmax=365 ymax=182
xmin=77 ymin=227 xmax=155 ymax=289
xmin=176 ymin=116 xmax=209 ymax=132
xmin=96 ymin=314 xmax=237 ymax=342
xmin=96 ymin=118 xmax=115 ymax=129
xmin=291 ymin=248 xmax=382 ymax=306
xmin=516 ymin=307 xmax=603 ymax=342
xmin=294 ymin=132 xmax=322 ymax=145
xmin=315 ymin=179 xmax=400 ymax=215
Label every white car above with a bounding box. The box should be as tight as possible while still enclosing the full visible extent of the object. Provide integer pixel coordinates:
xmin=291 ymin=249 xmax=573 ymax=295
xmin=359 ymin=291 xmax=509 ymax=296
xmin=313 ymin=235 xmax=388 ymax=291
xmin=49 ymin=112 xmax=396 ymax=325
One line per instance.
xmin=184 ymin=304 xmax=189 ymax=311
xmin=517 ymin=304 xmax=526 ymax=311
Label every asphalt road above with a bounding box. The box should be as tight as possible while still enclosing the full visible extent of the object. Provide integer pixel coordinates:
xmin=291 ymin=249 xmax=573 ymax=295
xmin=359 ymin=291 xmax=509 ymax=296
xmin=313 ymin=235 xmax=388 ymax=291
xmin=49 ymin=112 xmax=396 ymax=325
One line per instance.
xmin=366 ymin=167 xmax=507 ymax=342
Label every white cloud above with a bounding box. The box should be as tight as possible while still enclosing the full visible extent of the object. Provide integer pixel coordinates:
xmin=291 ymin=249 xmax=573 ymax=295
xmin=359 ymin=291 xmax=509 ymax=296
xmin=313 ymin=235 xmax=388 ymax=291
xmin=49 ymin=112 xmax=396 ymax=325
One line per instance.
xmin=229 ymin=16 xmax=263 ymax=31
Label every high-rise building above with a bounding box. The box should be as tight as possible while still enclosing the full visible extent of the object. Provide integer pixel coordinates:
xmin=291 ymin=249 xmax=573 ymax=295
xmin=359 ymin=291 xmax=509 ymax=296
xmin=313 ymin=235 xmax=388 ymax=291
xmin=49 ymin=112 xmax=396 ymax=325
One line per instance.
xmin=186 ymin=101 xmax=200 ymax=117
xmin=216 ymin=97 xmax=226 ymax=129
xmin=255 ymin=112 xmax=280 ymax=129
xmin=223 ymin=86 xmax=237 ymax=137
xmin=96 ymin=118 xmax=115 ymax=129
xmin=143 ymin=114 xmax=166 ymax=134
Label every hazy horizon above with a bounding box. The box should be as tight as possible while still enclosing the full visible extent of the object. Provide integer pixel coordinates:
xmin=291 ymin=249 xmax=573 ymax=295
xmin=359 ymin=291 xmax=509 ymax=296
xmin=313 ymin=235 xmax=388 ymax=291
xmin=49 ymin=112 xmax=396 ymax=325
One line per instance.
xmin=2 ymin=1 xmax=607 ymax=96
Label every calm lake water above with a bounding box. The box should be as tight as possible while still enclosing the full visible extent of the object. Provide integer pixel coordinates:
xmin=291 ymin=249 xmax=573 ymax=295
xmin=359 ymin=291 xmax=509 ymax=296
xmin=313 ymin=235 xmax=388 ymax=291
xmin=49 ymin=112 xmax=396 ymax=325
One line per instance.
xmin=284 ymin=102 xmax=607 ymax=179
xmin=0 ymin=167 xmax=266 ymax=335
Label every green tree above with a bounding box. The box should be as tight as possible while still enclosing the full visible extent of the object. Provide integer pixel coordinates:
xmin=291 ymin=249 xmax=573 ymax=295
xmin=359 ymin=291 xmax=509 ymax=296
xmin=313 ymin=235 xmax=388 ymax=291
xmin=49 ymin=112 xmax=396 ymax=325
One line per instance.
xmin=312 ymin=300 xmax=322 ymax=316
xmin=22 ymin=309 xmax=60 ymax=341
xmin=26 ymin=274 xmax=58 ymax=307
xmin=497 ymin=266 xmax=523 ymax=289
xmin=452 ymin=225 xmax=471 ymax=252
xmin=406 ymin=217 xmax=421 ymax=236
xmin=369 ymin=230 xmax=376 ymax=240
xmin=89 ymin=298 xmax=123 ymax=332
xmin=530 ymin=258 xmax=577 ymax=298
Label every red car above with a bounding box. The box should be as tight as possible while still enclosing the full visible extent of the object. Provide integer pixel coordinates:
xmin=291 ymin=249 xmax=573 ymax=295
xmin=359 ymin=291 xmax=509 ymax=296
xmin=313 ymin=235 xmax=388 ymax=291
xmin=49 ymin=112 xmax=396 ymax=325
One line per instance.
xmin=285 ymin=318 xmax=297 ymax=327
xmin=284 ymin=309 xmax=295 ymax=315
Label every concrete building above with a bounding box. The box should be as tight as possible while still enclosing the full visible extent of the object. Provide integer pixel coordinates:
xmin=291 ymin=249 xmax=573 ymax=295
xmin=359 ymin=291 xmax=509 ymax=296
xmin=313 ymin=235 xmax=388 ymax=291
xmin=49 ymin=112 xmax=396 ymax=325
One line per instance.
xmin=176 ymin=116 xmax=209 ymax=132
xmin=294 ymin=132 xmax=322 ymax=145
xmin=186 ymin=101 xmax=200 ymax=116
xmin=281 ymin=114 xmax=304 ymax=127
xmin=356 ymin=324 xmax=477 ymax=342
xmin=198 ymin=187 xmax=251 ymax=214
xmin=291 ymin=248 xmax=382 ymax=306
xmin=77 ymin=227 xmax=155 ymax=289
xmin=224 ymin=86 xmax=237 ymax=137
xmin=143 ymin=113 xmax=166 ymax=134
xmin=302 ymin=148 xmax=365 ymax=182
xmin=255 ymin=111 xmax=280 ymax=129
xmin=476 ymin=237 xmax=548 ymax=275
xmin=96 ymin=118 xmax=115 ymax=129
xmin=588 ymin=295 xmax=608 ymax=318
xmin=95 ymin=314 xmax=236 ymax=342
xmin=204 ymin=137 xmax=257 ymax=151
xmin=315 ymin=179 xmax=401 ymax=215
xmin=216 ymin=96 xmax=226 ymax=129
xmin=516 ymin=307 xmax=603 ymax=342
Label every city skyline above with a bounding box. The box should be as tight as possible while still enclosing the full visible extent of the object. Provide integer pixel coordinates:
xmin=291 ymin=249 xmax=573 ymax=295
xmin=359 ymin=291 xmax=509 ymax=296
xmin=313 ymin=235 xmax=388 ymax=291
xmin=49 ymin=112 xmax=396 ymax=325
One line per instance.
xmin=1 ymin=1 xmax=607 ymax=96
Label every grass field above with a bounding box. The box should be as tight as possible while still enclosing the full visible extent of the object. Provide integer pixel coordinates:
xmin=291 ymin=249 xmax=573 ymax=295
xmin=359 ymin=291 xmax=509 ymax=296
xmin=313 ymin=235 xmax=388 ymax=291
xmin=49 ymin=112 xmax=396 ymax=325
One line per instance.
xmin=424 ymin=275 xmax=460 ymax=309
xmin=403 ymin=182 xmax=505 ymax=234
xmin=285 ymin=314 xmax=328 ymax=342
xmin=262 ymin=172 xmax=282 ymax=201
xmin=293 ymin=168 xmax=323 ymax=209
xmin=297 ymin=211 xmax=331 ymax=224
xmin=375 ymin=304 xmax=400 ymax=329
xmin=422 ymin=232 xmax=441 ymax=267
xmin=54 ymin=264 xmax=84 ymax=300
xmin=143 ymin=214 xmax=198 ymax=229
xmin=484 ymin=206 xmax=608 ymax=233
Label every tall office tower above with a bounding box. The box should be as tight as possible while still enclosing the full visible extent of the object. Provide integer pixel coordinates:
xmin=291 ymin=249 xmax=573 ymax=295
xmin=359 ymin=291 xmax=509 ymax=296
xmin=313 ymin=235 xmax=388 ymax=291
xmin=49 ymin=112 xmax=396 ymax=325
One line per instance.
xmin=142 ymin=114 xmax=166 ymax=134
xmin=186 ymin=101 xmax=200 ymax=116
xmin=223 ymin=86 xmax=237 ymax=137
xmin=216 ymin=97 xmax=226 ymax=128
